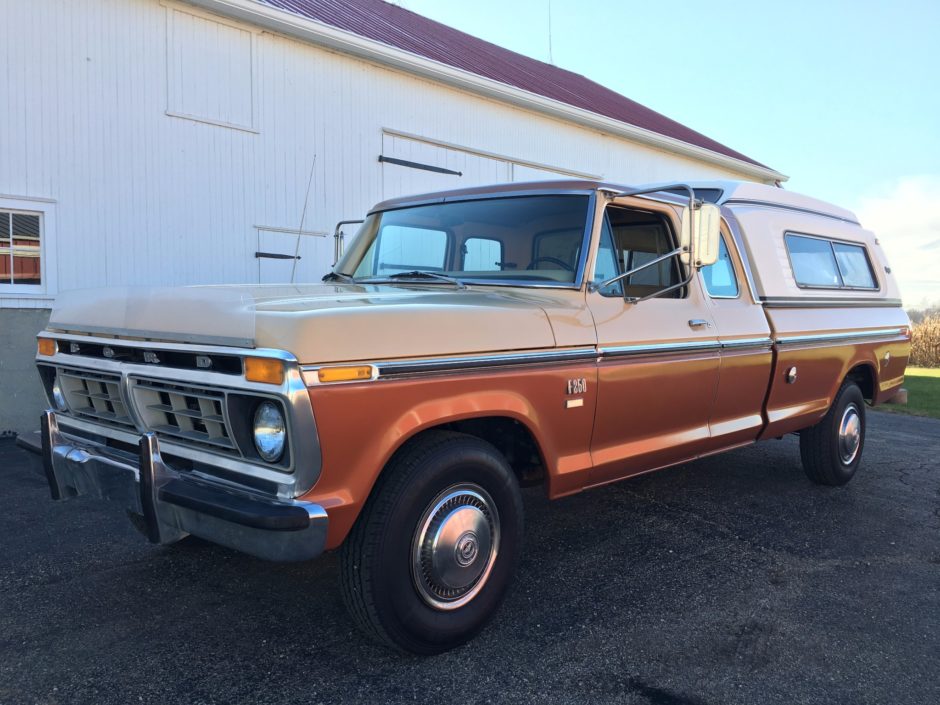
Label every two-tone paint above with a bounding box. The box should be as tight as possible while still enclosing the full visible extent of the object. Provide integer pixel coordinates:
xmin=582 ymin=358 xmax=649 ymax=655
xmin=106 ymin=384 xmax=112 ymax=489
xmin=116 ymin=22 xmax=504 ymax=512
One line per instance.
xmin=34 ymin=179 xmax=912 ymax=557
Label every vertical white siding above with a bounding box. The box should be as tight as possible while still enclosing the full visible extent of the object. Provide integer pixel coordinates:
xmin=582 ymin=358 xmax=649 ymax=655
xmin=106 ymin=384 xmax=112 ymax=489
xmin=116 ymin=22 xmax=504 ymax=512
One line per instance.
xmin=166 ymin=8 xmax=256 ymax=130
xmin=0 ymin=0 xmax=761 ymax=301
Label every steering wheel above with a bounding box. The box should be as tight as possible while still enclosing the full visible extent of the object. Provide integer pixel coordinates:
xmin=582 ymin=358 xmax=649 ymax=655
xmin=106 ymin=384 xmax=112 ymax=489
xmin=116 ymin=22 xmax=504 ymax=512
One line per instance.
xmin=527 ymin=256 xmax=573 ymax=272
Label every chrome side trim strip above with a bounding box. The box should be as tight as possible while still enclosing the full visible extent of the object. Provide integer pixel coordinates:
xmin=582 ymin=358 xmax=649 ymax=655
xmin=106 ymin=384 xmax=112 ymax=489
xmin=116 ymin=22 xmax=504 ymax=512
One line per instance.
xmin=307 ymin=339 xmax=778 ymax=380
xmin=301 ymin=327 xmax=897 ymax=384
xmin=600 ymin=340 xmax=721 ymax=358
xmin=719 ymin=337 xmax=774 ymax=350
xmin=760 ymin=297 xmax=903 ymax=309
xmin=775 ymin=328 xmax=905 ymax=346
xmin=373 ymin=347 xmax=598 ymax=377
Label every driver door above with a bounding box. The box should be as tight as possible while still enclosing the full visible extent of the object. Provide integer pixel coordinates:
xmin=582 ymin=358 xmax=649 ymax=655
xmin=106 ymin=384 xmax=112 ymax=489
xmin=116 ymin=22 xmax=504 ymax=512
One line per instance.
xmin=586 ymin=200 xmax=720 ymax=487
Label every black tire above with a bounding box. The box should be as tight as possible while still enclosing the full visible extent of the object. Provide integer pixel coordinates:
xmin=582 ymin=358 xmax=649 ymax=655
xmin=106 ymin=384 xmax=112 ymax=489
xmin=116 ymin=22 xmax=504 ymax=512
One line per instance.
xmin=799 ymin=381 xmax=866 ymax=486
xmin=340 ymin=430 xmax=524 ymax=654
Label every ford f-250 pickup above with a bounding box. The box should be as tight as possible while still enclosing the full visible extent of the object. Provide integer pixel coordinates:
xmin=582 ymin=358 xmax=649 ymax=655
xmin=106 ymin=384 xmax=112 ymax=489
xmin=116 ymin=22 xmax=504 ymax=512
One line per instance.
xmin=25 ymin=180 xmax=911 ymax=653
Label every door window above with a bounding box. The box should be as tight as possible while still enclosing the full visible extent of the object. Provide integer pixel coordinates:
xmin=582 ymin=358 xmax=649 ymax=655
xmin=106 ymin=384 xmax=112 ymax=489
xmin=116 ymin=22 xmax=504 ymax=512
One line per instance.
xmin=701 ymin=236 xmax=739 ymax=297
xmin=605 ymin=206 xmax=684 ymax=299
xmin=592 ymin=214 xmax=623 ymax=296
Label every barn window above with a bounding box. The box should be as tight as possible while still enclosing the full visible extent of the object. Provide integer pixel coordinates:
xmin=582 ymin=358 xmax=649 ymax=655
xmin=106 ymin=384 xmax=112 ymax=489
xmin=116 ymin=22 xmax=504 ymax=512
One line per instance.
xmin=0 ymin=210 xmax=42 ymax=286
xmin=166 ymin=8 xmax=255 ymax=131
xmin=785 ymin=233 xmax=877 ymax=290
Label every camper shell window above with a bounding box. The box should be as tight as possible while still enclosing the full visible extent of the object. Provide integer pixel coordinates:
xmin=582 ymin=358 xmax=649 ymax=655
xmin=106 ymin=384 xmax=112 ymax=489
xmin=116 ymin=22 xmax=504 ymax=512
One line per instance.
xmin=784 ymin=232 xmax=878 ymax=291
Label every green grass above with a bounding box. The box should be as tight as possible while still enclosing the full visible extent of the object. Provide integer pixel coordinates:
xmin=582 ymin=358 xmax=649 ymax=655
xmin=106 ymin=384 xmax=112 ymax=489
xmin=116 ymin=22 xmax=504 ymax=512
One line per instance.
xmin=881 ymin=367 xmax=940 ymax=420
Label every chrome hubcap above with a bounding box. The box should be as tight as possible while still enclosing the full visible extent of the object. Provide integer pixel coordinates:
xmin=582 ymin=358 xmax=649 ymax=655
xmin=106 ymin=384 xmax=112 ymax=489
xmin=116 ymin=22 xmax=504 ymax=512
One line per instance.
xmin=838 ymin=403 xmax=862 ymax=465
xmin=412 ymin=484 xmax=500 ymax=611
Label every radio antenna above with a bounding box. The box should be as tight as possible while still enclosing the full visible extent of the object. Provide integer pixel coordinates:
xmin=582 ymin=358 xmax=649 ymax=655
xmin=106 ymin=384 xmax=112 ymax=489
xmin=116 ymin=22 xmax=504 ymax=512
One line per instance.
xmin=548 ymin=0 xmax=554 ymax=64
xmin=290 ymin=154 xmax=317 ymax=284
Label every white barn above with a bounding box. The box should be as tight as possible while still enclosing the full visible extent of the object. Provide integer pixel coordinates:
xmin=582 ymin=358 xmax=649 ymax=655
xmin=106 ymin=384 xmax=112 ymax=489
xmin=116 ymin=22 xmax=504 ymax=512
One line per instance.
xmin=0 ymin=0 xmax=784 ymax=434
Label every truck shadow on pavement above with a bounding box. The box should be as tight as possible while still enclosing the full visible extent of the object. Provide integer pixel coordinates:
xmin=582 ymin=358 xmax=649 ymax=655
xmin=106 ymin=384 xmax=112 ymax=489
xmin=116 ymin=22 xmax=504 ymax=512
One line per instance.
xmin=2 ymin=412 xmax=938 ymax=705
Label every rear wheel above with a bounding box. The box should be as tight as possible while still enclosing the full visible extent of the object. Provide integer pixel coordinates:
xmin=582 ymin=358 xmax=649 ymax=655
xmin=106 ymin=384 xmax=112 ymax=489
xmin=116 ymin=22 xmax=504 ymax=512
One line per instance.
xmin=799 ymin=381 xmax=866 ymax=486
xmin=340 ymin=431 xmax=523 ymax=654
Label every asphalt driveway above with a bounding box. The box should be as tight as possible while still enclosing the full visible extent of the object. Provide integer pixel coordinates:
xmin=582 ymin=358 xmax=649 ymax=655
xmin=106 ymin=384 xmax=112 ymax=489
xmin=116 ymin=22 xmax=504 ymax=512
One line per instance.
xmin=1 ymin=411 xmax=938 ymax=705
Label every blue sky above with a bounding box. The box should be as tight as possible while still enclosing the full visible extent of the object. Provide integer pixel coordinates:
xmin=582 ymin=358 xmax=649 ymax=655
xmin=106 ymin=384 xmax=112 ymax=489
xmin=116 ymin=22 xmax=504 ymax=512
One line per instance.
xmin=400 ymin=0 xmax=940 ymax=306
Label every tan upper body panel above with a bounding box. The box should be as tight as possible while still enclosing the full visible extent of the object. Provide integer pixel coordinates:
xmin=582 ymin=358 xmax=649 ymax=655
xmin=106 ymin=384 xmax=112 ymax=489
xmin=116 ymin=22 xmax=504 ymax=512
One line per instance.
xmin=47 ymin=282 xmax=599 ymax=364
xmin=47 ymin=179 xmax=904 ymax=366
xmin=253 ymin=284 xmax=596 ymax=363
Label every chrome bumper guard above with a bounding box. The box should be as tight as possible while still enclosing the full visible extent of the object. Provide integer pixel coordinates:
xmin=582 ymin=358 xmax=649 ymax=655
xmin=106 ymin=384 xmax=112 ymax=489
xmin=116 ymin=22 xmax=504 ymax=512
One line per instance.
xmin=32 ymin=410 xmax=328 ymax=562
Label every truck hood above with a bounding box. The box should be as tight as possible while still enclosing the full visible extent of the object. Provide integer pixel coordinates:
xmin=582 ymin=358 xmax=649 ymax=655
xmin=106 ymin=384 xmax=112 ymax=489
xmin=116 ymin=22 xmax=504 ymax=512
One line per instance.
xmin=48 ymin=283 xmax=561 ymax=363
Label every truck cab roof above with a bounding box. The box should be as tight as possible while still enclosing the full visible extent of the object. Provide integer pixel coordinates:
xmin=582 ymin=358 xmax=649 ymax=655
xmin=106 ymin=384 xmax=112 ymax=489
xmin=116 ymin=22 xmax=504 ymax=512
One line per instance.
xmin=372 ymin=179 xmax=860 ymax=226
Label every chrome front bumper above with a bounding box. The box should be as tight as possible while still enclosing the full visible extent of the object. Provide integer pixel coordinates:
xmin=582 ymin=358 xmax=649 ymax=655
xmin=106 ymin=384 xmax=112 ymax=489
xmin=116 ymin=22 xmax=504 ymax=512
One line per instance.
xmin=27 ymin=410 xmax=328 ymax=562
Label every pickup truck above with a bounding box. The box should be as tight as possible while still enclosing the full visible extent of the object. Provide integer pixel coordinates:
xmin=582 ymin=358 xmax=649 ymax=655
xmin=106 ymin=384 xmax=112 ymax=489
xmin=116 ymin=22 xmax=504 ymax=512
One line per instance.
xmin=26 ymin=179 xmax=911 ymax=654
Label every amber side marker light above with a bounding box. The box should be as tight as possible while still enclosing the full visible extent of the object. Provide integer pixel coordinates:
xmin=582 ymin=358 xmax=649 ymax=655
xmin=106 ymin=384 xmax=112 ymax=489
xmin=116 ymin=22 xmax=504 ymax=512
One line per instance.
xmin=245 ymin=357 xmax=285 ymax=385
xmin=318 ymin=365 xmax=375 ymax=384
xmin=37 ymin=338 xmax=57 ymax=356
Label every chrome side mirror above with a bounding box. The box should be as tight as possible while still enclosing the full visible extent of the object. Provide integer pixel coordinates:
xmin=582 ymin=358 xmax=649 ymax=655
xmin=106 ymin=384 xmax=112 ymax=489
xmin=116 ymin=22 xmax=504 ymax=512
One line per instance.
xmin=680 ymin=203 xmax=721 ymax=268
xmin=333 ymin=219 xmax=365 ymax=266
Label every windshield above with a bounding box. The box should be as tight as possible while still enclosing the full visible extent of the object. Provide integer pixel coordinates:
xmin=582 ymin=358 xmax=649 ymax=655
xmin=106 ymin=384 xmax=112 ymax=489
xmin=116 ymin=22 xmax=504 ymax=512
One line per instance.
xmin=334 ymin=195 xmax=591 ymax=286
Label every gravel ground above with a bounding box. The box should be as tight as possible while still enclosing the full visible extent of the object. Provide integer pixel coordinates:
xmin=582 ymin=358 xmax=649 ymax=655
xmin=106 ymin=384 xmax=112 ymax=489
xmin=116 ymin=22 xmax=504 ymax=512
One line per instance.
xmin=1 ymin=411 xmax=938 ymax=705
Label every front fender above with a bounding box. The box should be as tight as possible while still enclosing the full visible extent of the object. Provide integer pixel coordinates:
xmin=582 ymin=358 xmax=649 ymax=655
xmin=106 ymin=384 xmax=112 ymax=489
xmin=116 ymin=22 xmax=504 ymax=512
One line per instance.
xmin=300 ymin=364 xmax=597 ymax=549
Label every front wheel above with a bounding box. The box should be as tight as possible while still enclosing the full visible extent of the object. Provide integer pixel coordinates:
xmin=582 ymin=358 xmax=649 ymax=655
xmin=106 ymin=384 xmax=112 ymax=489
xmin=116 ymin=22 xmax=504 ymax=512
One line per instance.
xmin=799 ymin=381 xmax=866 ymax=486
xmin=340 ymin=431 xmax=523 ymax=654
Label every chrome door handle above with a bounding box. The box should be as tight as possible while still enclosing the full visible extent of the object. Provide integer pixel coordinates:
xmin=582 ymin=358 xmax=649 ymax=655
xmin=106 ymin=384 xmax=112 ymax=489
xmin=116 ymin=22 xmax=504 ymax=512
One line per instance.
xmin=688 ymin=319 xmax=711 ymax=329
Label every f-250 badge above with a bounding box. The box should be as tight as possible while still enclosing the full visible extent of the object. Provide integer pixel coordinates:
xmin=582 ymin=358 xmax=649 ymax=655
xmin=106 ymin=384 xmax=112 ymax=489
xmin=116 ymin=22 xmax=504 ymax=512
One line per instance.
xmin=567 ymin=378 xmax=587 ymax=395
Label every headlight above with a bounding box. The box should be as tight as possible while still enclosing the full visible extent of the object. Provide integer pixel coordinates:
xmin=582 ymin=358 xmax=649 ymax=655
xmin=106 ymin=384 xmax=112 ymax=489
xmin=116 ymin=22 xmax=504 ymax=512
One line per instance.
xmin=252 ymin=401 xmax=286 ymax=462
xmin=52 ymin=376 xmax=68 ymax=411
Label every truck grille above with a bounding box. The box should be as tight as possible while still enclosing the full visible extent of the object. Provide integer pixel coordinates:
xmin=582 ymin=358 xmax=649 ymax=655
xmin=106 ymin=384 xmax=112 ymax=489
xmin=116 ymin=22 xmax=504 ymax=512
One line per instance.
xmin=130 ymin=379 xmax=236 ymax=454
xmin=46 ymin=338 xmax=242 ymax=375
xmin=58 ymin=368 xmax=135 ymax=428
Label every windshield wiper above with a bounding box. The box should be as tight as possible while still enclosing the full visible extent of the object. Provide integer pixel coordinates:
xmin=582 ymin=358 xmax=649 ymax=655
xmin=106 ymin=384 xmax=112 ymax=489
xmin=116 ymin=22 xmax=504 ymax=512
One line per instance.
xmin=322 ymin=271 xmax=355 ymax=283
xmin=359 ymin=270 xmax=467 ymax=289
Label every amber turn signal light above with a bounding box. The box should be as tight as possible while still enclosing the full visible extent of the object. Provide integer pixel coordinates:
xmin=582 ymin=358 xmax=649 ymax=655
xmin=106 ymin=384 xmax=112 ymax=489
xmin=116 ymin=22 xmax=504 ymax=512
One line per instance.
xmin=37 ymin=338 xmax=57 ymax=356
xmin=317 ymin=365 xmax=375 ymax=384
xmin=245 ymin=357 xmax=285 ymax=385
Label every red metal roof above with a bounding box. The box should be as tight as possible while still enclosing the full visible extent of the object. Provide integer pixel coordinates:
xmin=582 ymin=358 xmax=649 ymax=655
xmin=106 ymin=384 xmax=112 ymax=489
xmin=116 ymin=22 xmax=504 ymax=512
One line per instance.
xmin=258 ymin=0 xmax=767 ymax=169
